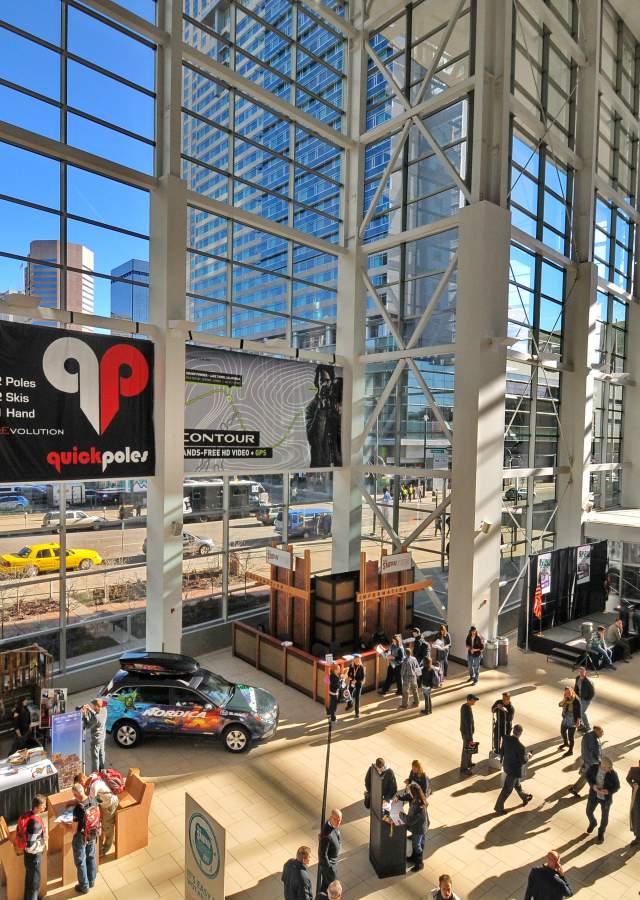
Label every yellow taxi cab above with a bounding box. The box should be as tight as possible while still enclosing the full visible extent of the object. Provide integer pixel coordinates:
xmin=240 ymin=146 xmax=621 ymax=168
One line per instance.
xmin=0 ymin=543 xmax=103 ymax=578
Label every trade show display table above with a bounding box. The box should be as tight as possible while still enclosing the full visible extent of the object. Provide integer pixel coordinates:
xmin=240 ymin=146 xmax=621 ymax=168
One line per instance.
xmin=0 ymin=755 xmax=58 ymax=823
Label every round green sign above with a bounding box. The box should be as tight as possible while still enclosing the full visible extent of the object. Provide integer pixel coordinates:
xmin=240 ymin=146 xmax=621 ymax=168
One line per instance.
xmin=188 ymin=812 xmax=220 ymax=880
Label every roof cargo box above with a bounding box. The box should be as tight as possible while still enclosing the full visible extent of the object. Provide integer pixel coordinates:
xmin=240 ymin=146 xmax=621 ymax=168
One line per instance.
xmin=119 ymin=651 xmax=200 ymax=676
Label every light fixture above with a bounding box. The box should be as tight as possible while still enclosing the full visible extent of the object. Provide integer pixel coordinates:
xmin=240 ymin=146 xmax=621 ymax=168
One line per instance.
xmin=0 ymin=291 xmax=41 ymax=310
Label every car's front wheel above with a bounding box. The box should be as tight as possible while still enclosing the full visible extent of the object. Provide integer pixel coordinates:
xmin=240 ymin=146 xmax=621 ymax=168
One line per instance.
xmin=198 ymin=544 xmax=211 ymax=556
xmin=222 ymin=723 xmax=251 ymax=753
xmin=78 ymin=558 xmax=93 ymax=570
xmin=113 ymin=720 xmax=141 ymax=748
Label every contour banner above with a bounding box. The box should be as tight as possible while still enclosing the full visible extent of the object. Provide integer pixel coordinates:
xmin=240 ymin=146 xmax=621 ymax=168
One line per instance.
xmin=0 ymin=322 xmax=155 ymax=481
xmin=185 ymin=347 xmax=342 ymax=473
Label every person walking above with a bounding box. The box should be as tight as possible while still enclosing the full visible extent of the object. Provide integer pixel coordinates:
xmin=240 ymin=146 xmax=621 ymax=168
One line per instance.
xmin=345 ymin=653 xmax=365 ymax=718
xmin=400 ymin=645 xmax=421 ymax=709
xmin=558 ymin=687 xmax=581 ymax=756
xmin=318 ymin=809 xmax=342 ymax=893
xmin=588 ymin=626 xmax=616 ymax=669
xmin=524 ymin=851 xmax=573 ymax=899
xmin=626 ymin=759 xmax=640 ymax=846
xmin=460 ymin=694 xmax=478 ymax=775
xmin=421 ymin=657 xmax=440 ymax=715
xmin=465 ymin=626 xmax=484 ymax=684
xmin=494 ymin=724 xmax=532 ymax=814
xmin=378 ymin=635 xmax=404 ymax=696
xmin=326 ymin=664 xmax=343 ymax=723
xmin=399 ymin=782 xmax=428 ymax=872
xmin=585 ymin=756 xmax=620 ymax=843
xmin=19 ymin=794 xmax=47 ymax=900
xmin=405 ymin=759 xmax=430 ymax=798
xmin=491 ymin=692 xmax=515 ymax=755
xmin=364 ymin=758 xmax=397 ymax=809
xmin=606 ymin=617 xmax=632 ymax=662
xmin=435 ymin=624 xmax=451 ymax=679
xmin=569 ymin=726 xmax=603 ymax=797
xmin=83 ymin=772 xmax=118 ymax=857
xmin=65 ymin=782 xmax=100 ymax=894
xmin=573 ymin=667 xmax=595 ymax=732
xmin=431 ymin=874 xmax=460 ymax=900
xmin=82 ymin=699 xmax=107 ymax=772
xmin=281 ymin=846 xmax=313 ymax=900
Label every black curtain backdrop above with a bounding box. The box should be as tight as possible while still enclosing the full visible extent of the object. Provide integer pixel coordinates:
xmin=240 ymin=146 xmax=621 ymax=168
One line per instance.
xmin=517 ymin=541 xmax=608 ymax=647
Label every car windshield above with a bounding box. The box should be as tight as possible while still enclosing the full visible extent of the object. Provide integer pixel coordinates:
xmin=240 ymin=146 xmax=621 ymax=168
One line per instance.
xmin=192 ymin=670 xmax=234 ymax=706
xmin=15 ymin=547 xmax=32 ymax=558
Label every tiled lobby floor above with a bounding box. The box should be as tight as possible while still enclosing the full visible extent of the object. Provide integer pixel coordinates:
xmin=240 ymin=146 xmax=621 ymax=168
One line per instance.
xmin=59 ymin=642 xmax=640 ymax=900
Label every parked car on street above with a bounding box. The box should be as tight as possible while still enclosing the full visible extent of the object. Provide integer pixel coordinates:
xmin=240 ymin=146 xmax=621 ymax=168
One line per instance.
xmin=102 ymin=651 xmax=278 ymax=753
xmin=141 ymin=531 xmax=216 ymax=558
xmin=42 ymin=510 xmax=108 ymax=530
xmin=0 ymin=494 xmax=30 ymax=512
xmin=0 ymin=543 xmax=103 ymax=577
xmin=255 ymin=504 xmax=281 ymax=526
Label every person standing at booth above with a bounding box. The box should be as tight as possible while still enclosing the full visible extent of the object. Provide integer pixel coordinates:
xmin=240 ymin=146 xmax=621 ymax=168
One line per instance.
xmin=80 ymin=772 xmax=118 ymax=857
xmin=345 ymin=654 xmax=365 ymax=718
xmin=378 ymin=635 xmax=404 ymax=696
xmin=573 ymin=667 xmax=595 ymax=733
xmin=364 ymin=758 xmax=397 ymax=809
xmin=460 ymin=694 xmax=478 ymax=775
xmin=318 ymin=809 xmax=342 ymax=893
xmin=465 ymin=626 xmax=484 ymax=684
xmin=82 ymin=699 xmax=107 ymax=772
xmin=400 ymin=646 xmax=421 ymax=709
xmin=399 ymin=782 xmax=428 ymax=872
xmin=18 ymin=794 xmax=47 ymax=900
xmin=435 ymin=624 xmax=451 ymax=679
xmin=12 ymin=697 xmax=32 ymax=750
xmin=326 ymin=664 xmax=343 ymax=724
xmin=421 ymin=658 xmax=440 ymax=715
xmin=491 ymin=692 xmax=515 ymax=755
xmin=66 ymin=782 xmax=101 ymax=894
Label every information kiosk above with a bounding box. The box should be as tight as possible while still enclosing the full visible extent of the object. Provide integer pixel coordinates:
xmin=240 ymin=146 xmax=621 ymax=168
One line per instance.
xmin=368 ymin=764 xmax=406 ymax=877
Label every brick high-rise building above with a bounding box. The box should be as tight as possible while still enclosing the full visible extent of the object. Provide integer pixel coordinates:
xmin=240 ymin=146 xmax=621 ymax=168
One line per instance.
xmin=25 ymin=241 xmax=95 ymax=316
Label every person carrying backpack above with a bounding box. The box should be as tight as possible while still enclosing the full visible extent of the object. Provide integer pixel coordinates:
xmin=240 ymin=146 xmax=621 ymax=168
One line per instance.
xmin=16 ymin=794 xmax=47 ymax=900
xmin=65 ymin=782 xmax=101 ymax=894
xmin=81 ymin=770 xmax=122 ymax=857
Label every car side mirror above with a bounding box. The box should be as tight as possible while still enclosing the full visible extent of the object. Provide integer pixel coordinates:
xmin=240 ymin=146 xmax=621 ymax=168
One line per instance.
xmin=204 ymin=703 xmax=213 ymax=711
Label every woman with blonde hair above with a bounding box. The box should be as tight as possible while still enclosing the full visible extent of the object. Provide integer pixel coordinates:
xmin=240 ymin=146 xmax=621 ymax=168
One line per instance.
xmin=558 ymin=686 xmax=581 ymax=756
xmin=405 ymin=759 xmax=431 ymax=797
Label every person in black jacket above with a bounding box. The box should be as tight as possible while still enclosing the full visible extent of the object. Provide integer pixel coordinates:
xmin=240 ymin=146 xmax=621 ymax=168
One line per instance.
xmin=326 ymin=664 xmax=343 ymax=723
xmin=345 ymin=653 xmax=365 ymax=718
xmin=421 ymin=657 xmax=440 ymax=715
xmin=465 ymin=626 xmax=484 ymax=684
xmin=494 ymin=725 xmax=532 ymax=814
xmin=524 ymin=850 xmax=573 ymax=899
xmin=364 ymin=758 xmax=397 ymax=809
xmin=585 ymin=757 xmax=620 ymax=843
xmin=573 ymin=667 xmax=595 ymax=732
xmin=398 ymin=782 xmax=428 ymax=872
xmin=569 ymin=726 xmax=603 ymax=796
xmin=281 ymin=846 xmax=313 ymax=900
xmin=318 ymin=809 xmax=342 ymax=892
xmin=459 ymin=695 xmax=478 ymax=774
xmin=411 ymin=628 xmax=430 ymax=684
xmin=558 ymin=687 xmax=581 ymax=756
xmin=491 ymin=692 xmax=515 ymax=755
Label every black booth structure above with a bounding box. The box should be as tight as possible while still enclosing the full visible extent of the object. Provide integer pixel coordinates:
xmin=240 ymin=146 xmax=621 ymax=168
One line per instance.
xmin=368 ymin=765 xmax=406 ymax=878
xmin=517 ymin=540 xmax=608 ymax=662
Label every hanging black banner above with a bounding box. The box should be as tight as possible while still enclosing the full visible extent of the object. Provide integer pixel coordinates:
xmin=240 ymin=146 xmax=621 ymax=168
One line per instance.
xmin=0 ymin=322 xmax=155 ymax=481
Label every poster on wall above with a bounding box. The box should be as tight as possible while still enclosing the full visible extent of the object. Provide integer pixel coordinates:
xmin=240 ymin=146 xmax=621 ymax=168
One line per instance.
xmin=51 ymin=710 xmax=83 ymax=787
xmin=538 ymin=553 xmax=552 ymax=595
xmin=185 ymin=793 xmax=225 ymax=900
xmin=40 ymin=687 xmax=67 ymax=728
xmin=0 ymin=322 xmax=155 ymax=481
xmin=577 ymin=544 xmax=592 ymax=584
xmin=184 ymin=346 xmax=343 ymax=473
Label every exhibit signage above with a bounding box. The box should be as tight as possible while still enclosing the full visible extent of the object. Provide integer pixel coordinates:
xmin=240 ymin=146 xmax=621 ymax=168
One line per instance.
xmin=380 ymin=552 xmax=412 ymax=575
xmin=0 ymin=322 xmax=155 ymax=481
xmin=266 ymin=546 xmax=293 ymax=570
xmin=184 ymin=346 xmax=343 ymax=473
xmin=40 ymin=687 xmax=67 ymax=727
xmin=185 ymin=793 xmax=225 ymax=900
xmin=577 ymin=544 xmax=591 ymax=584
xmin=538 ymin=553 xmax=552 ymax=595
xmin=51 ymin=710 xmax=83 ymax=788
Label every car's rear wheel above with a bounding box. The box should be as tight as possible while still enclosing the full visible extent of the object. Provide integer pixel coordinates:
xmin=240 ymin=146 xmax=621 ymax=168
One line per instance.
xmin=113 ymin=720 xmax=140 ymax=749
xmin=93 ymin=522 xmax=101 ymax=530
xmin=78 ymin=558 xmax=93 ymax=570
xmin=222 ymin=724 xmax=250 ymax=753
xmin=198 ymin=544 xmax=211 ymax=556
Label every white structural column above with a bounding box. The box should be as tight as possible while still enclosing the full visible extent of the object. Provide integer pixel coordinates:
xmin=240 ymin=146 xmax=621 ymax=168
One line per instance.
xmin=447 ymin=202 xmax=511 ymax=652
xmin=622 ymin=297 xmax=640 ymax=506
xmin=331 ymin=5 xmax=367 ymax=573
xmin=146 ymin=0 xmax=187 ymax=652
xmin=556 ymin=0 xmax=600 ymax=544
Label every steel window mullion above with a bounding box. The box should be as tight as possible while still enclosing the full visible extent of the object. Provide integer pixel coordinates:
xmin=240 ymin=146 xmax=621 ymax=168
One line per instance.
xmin=67 ymin=0 xmax=158 ymax=49
xmin=0 ymin=19 xmax=62 ymax=53
xmin=66 ymin=51 xmax=156 ymax=98
xmin=66 ymin=104 xmax=155 ymax=145
xmin=65 ymin=212 xmax=148 ymax=241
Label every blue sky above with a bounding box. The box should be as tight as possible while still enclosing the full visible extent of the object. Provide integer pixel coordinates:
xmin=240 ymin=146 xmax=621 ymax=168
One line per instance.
xmin=0 ymin=1 xmax=157 ymax=316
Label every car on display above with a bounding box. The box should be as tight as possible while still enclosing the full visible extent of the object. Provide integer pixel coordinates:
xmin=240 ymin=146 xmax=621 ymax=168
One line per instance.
xmin=0 ymin=494 xmax=30 ymax=512
xmin=42 ymin=510 xmax=108 ymax=530
xmin=101 ymin=651 xmax=278 ymax=753
xmin=0 ymin=543 xmax=103 ymax=577
xmin=141 ymin=531 xmax=216 ymax=558
xmin=255 ymin=504 xmax=281 ymax=526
